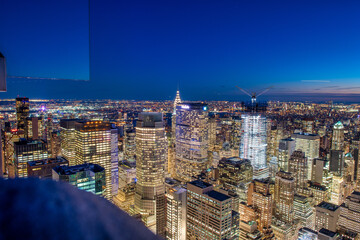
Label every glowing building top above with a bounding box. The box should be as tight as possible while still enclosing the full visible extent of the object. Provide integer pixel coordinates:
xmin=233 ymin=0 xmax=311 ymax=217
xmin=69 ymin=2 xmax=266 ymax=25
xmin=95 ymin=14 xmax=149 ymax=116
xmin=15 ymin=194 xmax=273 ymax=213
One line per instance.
xmin=173 ymin=90 xmax=182 ymax=114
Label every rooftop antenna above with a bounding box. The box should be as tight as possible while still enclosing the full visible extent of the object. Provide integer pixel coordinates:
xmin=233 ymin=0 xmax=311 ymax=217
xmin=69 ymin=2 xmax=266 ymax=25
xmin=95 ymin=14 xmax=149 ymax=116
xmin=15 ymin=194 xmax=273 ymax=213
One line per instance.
xmin=236 ymin=86 xmax=273 ymax=112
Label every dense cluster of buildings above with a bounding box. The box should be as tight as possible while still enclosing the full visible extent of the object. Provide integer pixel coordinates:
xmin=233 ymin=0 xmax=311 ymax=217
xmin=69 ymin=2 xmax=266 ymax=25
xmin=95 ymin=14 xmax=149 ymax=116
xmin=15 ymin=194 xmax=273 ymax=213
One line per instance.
xmin=1 ymin=94 xmax=360 ymax=239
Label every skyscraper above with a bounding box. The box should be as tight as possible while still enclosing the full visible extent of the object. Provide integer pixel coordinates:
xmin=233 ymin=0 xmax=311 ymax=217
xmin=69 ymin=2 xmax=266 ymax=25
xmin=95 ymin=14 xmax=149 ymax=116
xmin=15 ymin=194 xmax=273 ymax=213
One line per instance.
xmin=134 ymin=112 xmax=167 ymax=236
xmin=165 ymin=186 xmax=186 ymax=240
xmin=16 ymin=97 xmax=30 ymax=135
xmin=274 ymin=171 xmax=295 ymax=224
xmin=338 ymin=191 xmax=360 ymax=237
xmin=175 ymin=102 xmax=209 ymax=182
xmin=288 ymin=150 xmax=308 ymax=194
xmin=60 ymin=119 xmax=80 ymax=166
xmin=14 ymin=139 xmax=48 ymax=178
xmin=240 ymin=113 xmax=268 ymax=179
xmin=73 ymin=120 xmax=117 ymax=200
xmin=278 ymin=138 xmax=295 ymax=172
xmin=332 ymin=121 xmax=344 ymax=151
xmin=247 ymin=179 xmax=273 ymax=233
xmin=291 ymin=133 xmax=320 ymax=180
xmin=186 ymin=180 xmax=233 ymax=240
xmin=218 ymin=157 xmax=253 ymax=202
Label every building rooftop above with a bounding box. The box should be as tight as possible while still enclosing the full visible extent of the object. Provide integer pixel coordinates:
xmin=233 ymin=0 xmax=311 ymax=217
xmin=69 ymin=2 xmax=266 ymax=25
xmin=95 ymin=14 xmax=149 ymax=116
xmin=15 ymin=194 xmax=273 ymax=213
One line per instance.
xmin=206 ymin=190 xmax=231 ymax=202
xmin=53 ymin=163 xmax=104 ymax=176
xmin=28 ymin=157 xmax=68 ymax=167
xmin=316 ymin=201 xmax=339 ymax=211
xmin=319 ymin=228 xmax=337 ymax=237
xmin=189 ymin=180 xmax=212 ymax=189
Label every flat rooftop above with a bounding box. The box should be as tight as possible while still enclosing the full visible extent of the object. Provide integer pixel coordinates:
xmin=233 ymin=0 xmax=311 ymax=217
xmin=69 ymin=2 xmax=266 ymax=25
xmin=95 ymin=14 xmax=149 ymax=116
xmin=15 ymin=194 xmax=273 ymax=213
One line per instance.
xmin=189 ymin=180 xmax=212 ymax=189
xmin=53 ymin=163 xmax=104 ymax=175
xmin=206 ymin=190 xmax=231 ymax=202
xmin=317 ymin=201 xmax=339 ymax=211
xmin=28 ymin=157 xmax=68 ymax=167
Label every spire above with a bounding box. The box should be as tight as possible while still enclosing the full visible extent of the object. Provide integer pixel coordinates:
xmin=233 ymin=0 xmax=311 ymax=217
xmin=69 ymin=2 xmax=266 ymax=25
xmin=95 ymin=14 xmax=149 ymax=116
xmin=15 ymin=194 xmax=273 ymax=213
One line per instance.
xmin=173 ymin=90 xmax=182 ymax=114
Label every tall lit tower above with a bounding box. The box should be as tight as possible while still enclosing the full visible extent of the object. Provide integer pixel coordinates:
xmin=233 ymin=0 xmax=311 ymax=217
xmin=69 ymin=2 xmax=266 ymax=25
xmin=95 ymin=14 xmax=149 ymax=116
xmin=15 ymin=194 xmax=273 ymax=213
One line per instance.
xmin=240 ymin=114 xmax=268 ymax=178
xmin=175 ymin=102 xmax=209 ymax=182
xmin=73 ymin=120 xmax=117 ymax=200
xmin=288 ymin=150 xmax=308 ymax=195
xmin=134 ymin=112 xmax=167 ymax=236
xmin=274 ymin=171 xmax=295 ymax=224
xmin=173 ymin=90 xmax=181 ymax=114
xmin=332 ymin=121 xmax=344 ymax=150
xmin=60 ymin=119 xmax=80 ymax=166
xmin=15 ymin=97 xmax=30 ymax=135
xmin=237 ymin=87 xmax=271 ymax=180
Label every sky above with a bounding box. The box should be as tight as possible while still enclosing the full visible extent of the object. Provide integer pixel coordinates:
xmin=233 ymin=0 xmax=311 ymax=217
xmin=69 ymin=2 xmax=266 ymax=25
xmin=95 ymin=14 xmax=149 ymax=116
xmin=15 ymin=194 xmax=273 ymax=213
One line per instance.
xmin=1 ymin=0 xmax=360 ymax=102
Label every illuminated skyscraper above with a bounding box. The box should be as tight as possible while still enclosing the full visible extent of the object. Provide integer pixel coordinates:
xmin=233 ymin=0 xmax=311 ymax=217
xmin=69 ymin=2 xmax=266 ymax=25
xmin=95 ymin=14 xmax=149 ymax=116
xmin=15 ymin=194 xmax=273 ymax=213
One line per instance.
xmin=294 ymin=194 xmax=315 ymax=230
xmin=274 ymin=171 xmax=295 ymax=224
xmin=292 ymin=133 xmax=320 ymax=180
xmin=25 ymin=117 xmax=44 ymax=139
xmin=338 ymin=191 xmax=360 ymax=237
xmin=134 ymin=112 xmax=167 ymax=236
xmin=332 ymin=121 xmax=344 ymax=151
xmin=240 ymin=113 xmax=268 ymax=179
xmin=218 ymin=157 xmax=253 ymax=202
xmin=165 ymin=186 xmax=186 ymax=240
xmin=288 ymin=150 xmax=308 ymax=194
xmin=278 ymin=138 xmax=295 ymax=172
xmin=247 ymin=179 xmax=273 ymax=233
xmin=16 ymin=97 xmax=30 ymax=135
xmin=186 ymin=180 xmax=233 ymax=240
xmin=123 ymin=124 xmax=136 ymax=162
xmin=175 ymin=102 xmax=209 ymax=182
xmin=73 ymin=120 xmax=117 ymax=200
xmin=52 ymin=163 xmax=106 ymax=197
xmin=60 ymin=119 xmax=80 ymax=166
xmin=272 ymin=171 xmax=297 ymax=240
xmin=173 ymin=90 xmax=181 ymax=114
xmin=14 ymin=139 xmax=48 ymax=178
xmin=111 ymin=128 xmax=119 ymax=195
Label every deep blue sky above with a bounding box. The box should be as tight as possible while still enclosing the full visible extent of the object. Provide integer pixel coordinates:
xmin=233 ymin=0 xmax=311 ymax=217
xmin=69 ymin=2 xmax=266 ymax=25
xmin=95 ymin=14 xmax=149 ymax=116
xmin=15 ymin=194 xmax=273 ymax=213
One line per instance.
xmin=2 ymin=0 xmax=360 ymax=102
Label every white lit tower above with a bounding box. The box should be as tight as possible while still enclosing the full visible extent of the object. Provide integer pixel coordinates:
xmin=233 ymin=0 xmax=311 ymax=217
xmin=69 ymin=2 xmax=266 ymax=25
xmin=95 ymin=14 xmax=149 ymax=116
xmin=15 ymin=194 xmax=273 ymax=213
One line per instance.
xmin=237 ymin=86 xmax=271 ymax=179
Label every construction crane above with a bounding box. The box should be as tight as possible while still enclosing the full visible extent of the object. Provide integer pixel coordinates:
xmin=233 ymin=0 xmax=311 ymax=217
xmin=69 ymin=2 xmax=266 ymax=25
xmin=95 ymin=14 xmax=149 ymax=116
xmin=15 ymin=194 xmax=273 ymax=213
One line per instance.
xmin=235 ymin=86 xmax=273 ymax=103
